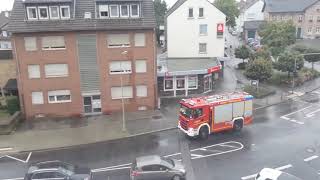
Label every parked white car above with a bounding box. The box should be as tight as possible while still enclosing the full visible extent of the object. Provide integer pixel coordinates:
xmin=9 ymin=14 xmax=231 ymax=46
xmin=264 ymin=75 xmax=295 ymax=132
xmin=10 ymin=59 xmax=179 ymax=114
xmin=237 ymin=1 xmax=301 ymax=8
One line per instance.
xmin=255 ymin=168 xmax=301 ymax=180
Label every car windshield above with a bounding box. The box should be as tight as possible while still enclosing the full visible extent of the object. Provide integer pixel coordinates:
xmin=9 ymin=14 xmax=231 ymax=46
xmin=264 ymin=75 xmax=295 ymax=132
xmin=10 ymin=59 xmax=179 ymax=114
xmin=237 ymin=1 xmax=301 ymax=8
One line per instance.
xmin=161 ymin=157 xmax=175 ymax=168
xmin=180 ymin=105 xmax=193 ymax=119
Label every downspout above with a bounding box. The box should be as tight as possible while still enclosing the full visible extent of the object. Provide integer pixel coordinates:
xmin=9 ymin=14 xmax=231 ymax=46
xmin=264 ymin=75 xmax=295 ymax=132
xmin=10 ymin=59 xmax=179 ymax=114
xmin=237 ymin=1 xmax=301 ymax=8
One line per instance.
xmin=153 ymin=28 xmax=159 ymax=109
xmin=73 ymin=0 xmax=76 ymax=19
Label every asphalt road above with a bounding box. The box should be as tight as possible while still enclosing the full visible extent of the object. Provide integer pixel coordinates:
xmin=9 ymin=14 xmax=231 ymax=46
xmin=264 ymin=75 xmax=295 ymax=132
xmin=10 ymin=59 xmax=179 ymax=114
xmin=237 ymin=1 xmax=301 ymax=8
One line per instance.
xmin=1 ymin=92 xmax=320 ymax=180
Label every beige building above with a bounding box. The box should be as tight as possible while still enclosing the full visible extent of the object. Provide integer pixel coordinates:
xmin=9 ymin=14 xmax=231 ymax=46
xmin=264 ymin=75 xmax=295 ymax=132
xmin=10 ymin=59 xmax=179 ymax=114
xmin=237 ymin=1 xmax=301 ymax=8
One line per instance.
xmin=263 ymin=0 xmax=320 ymax=39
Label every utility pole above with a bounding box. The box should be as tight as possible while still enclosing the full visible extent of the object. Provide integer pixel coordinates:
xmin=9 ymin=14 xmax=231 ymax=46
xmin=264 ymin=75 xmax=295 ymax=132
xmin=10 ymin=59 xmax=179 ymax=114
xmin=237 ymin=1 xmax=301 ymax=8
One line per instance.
xmin=291 ymin=58 xmax=297 ymax=94
xmin=121 ymin=51 xmax=128 ymax=132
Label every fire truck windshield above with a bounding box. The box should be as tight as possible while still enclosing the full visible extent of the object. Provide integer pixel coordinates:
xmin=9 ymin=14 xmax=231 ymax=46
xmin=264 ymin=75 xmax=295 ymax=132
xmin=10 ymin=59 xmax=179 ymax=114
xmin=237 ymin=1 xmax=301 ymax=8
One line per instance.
xmin=180 ymin=105 xmax=193 ymax=119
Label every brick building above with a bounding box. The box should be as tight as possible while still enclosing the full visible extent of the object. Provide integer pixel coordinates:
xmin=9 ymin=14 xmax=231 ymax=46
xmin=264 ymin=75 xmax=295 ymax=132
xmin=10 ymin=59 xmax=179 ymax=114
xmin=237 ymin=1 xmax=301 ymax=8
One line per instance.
xmin=8 ymin=0 xmax=157 ymax=119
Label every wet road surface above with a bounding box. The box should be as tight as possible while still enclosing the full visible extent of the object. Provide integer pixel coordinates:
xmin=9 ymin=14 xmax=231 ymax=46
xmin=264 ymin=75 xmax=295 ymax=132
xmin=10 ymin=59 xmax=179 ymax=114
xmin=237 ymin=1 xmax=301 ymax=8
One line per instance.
xmin=1 ymin=93 xmax=320 ymax=180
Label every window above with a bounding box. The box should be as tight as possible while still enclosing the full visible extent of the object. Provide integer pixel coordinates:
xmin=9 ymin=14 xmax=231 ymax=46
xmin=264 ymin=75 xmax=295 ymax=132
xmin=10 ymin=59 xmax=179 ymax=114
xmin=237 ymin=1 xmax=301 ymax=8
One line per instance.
xmin=48 ymin=90 xmax=71 ymax=103
xmin=134 ymin=33 xmax=145 ymax=47
xmin=49 ymin=6 xmax=60 ymax=19
xmin=272 ymin=15 xmax=277 ymax=21
xmin=164 ymin=77 xmax=173 ymax=90
xmin=45 ymin=64 xmax=69 ymax=78
xmin=130 ymin=4 xmax=139 ymax=17
xmin=60 ymin=6 xmax=70 ymax=19
xmin=99 ymin=5 xmax=109 ymax=18
xmin=142 ymin=165 xmax=167 ymax=171
xmin=38 ymin=6 xmax=49 ymax=20
xmin=317 ymin=16 xmax=320 ymax=22
xmin=199 ymin=43 xmax=207 ymax=54
xmin=136 ymin=85 xmax=147 ymax=97
xmin=193 ymin=108 xmax=203 ymax=118
xmin=308 ymin=27 xmax=313 ymax=34
xmin=110 ymin=61 xmax=132 ymax=74
xmin=199 ymin=7 xmax=204 ymax=18
xmin=188 ymin=75 xmax=198 ymax=89
xmin=2 ymin=31 xmax=7 ymax=37
xmin=176 ymin=76 xmax=185 ymax=89
xmin=280 ymin=16 xmax=284 ymax=21
xmin=111 ymin=86 xmax=133 ymax=99
xmin=309 ymin=15 xmax=313 ymax=22
xmin=135 ymin=60 xmax=147 ymax=73
xmin=199 ymin=24 xmax=207 ymax=35
xmin=298 ymin=15 xmax=303 ymax=22
xmin=107 ymin=34 xmax=130 ymax=47
xmin=32 ymin=92 xmax=44 ymax=105
xmin=42 ymin=36 xmax=65 ymax=50
xmin=120 ymin=5 xmax=129 ymax=17
xmin=24 ymin=37 xmax=37 ymax=51
xmin=27 ymin=7 xmax=37 ymax=20
xmin=28 ymin=65 xmax=40 ymax=79
xmin=316 ymin=27 xmax=320 ymax=34
xmin=188 ymin=8 xmax=193 ymax=18
xmin=110 ymin=5 xmax=119 ymax=17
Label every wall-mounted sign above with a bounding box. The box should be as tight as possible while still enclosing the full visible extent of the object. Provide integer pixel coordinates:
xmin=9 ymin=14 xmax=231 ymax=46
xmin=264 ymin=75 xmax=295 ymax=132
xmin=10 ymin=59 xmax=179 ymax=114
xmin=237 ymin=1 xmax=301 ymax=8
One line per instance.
xmin=208 ymin=65 xmax=221 ymax=73
xmin=217 ymin=23 xmax=224 ymax=38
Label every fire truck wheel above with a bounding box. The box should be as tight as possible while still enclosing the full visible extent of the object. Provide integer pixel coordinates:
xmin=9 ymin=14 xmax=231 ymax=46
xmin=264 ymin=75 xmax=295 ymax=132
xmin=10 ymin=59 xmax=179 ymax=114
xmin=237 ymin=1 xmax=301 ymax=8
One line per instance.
xmin=172 ymin=175 xmax=182 ymax=180
xmin=233 ymin=120 xmax=243 ymax=131
xmin=199 ymin=126 xmax=209 ymax=139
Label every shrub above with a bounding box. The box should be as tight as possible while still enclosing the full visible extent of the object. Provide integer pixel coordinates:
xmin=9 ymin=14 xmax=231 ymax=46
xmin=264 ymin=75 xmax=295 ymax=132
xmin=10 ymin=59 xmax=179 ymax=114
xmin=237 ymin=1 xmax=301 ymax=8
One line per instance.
xmin=238 ymin=62 xmax=247 ymax=69
xmin=6 ymin=96 xmax=20 ymax=115
xmin=243 ymin=85 xmax=276 ymax=99
xmin=244 ymin=58 xmax=273 ymax=82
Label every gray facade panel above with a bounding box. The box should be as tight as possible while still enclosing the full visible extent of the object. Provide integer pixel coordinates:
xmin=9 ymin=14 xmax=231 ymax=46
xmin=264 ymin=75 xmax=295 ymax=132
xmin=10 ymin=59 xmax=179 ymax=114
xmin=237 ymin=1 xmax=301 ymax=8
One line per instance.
xmin=77 ymin=34 xmax=100 ymax=92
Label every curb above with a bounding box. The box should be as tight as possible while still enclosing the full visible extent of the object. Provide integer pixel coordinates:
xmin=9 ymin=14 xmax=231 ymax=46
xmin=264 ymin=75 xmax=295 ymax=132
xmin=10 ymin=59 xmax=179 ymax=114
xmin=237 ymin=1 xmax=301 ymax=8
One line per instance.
xmin=18 ymin=126 xmax=178 ymax=154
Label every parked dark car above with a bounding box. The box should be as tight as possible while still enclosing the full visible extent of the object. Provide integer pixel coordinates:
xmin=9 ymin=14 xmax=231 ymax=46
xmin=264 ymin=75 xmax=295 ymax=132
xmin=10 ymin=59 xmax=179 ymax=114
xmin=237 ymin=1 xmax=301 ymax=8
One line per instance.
xmin=24 ymin=160 xmax=92 ymax=180
xmin=130 ymin=155 xmax=186 ymax=180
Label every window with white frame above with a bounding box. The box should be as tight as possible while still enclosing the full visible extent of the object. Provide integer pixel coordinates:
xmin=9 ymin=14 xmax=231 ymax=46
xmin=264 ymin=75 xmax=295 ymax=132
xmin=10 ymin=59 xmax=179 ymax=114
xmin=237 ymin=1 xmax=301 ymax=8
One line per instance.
xmin=309 ymin=15 xmax=313 ymax=22
xmin=28 ymin=65 xmax=40 ymax=79
xmin=120 ymin=5 xmax=129 ymax=17
xmin=42 ymin=36 xmax=65 ymax=50
xmin=60 ymin=6 xmax=70 ymax=19
xmin=316 ymin=27 xmax=320 ymax=34
xmin=176 ymin=76 xmax=185 ymax=89
xmin=164 ymin=77 xmax=173 ymax=90
xmin=32 ymin=92 xmax=44 ymax=105
xmin=199 ymin=24 xmax=207 ymax=35
xmin=134 ymin=33 xmax=145 ymax=47
xmin=188 ymin=75 xmax=198 ymax=89
xmin=99 ymin=5 xmax=109 ymax=18
xmin=48 ymin=90 xmax=71 ymax=103
xmin=109 ymin=61 xmax=132 ymax=74
xmin=308 ymin=27 xmax=313 ymax=34
xmin=298 ymin=15 xmax=303 ymax=22
xmin=317 ymin=16 xmax=320 ymax=22
xmin=49 ymin=6 xmax=60 ymax=19
xmin=38 ymin=6 xmax=49 ymax=20
xmin=27 ymin=7 xmax=38 ymax=20
xmin=110 ymin=5 xmax=119 ymax=17
xmin=188 ymin=8 xmax=193 ymax=18
xmin=199 ymin=7 xmax=204 ymax=18
xmin=199 ymin=43 xmax=207 ymax=54
xmin=136 ymin=85 xmax=147 ymax=97
xmin=111 ymin=86 xmax=133 ymax=99
xmin=107 ymin=34 xmax=130 ymax=47
xmin=135 ymin=60 xmax=147 ymax=73
xmin=24 ymin=37 xmax=37 ymax=51
xmin=45 ymin=64 xmax=69 ymax=78
xmin=130 ymin=4 xmax=139 ymax=17
xmin=2 ymin=31 xmax=7 ymax=37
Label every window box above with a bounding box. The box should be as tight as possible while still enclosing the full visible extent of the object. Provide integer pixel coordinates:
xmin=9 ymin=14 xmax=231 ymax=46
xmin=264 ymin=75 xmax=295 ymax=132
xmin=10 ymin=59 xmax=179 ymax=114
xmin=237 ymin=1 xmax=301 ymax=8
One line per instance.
xmin=48 ymin=90 xmax=71 ymax=103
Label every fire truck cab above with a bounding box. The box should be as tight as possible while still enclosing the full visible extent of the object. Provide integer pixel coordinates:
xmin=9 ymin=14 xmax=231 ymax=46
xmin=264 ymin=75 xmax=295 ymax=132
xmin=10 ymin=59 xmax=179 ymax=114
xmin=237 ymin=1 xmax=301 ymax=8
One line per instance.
xmin=178 ymin=92 xmax=253 ymax=139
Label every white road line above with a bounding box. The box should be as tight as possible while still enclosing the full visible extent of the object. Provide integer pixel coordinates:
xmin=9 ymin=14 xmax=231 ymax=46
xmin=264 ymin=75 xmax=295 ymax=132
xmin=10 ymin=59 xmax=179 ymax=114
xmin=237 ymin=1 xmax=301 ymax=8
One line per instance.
xmin=306 ymin=109 xmax=320 ymax=117
xmin=304 ymin=155 xmax=319 ymax=162
xmin=1 ymin=178 xmax=24 ymax=180
xmin=0 ymin=147 xmax=13 ymax=152
xmin=275 ymin=164 xmax=293 ymax=171
xmin=191 ymin=154 xmax=204 ymax=158
xmin=2 ymin=152 xmax=33 ymax=163
xmin=241 ymin=174 xmax=257 ymax=180
xmin=282 ymin=105 xmax=314 ymax=117
xmin=281 ymin=116 xmax=290 ymax=120
xmin=219 ymin=144 xmax=238 ymax=149
xmin=91 ymin=166 xmax=131 ymax=173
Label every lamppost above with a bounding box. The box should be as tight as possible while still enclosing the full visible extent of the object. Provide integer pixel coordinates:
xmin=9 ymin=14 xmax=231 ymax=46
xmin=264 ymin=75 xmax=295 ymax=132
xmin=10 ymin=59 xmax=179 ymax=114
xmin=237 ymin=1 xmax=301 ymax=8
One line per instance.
xmin=121 ymin=50 xmax=128 ymax=132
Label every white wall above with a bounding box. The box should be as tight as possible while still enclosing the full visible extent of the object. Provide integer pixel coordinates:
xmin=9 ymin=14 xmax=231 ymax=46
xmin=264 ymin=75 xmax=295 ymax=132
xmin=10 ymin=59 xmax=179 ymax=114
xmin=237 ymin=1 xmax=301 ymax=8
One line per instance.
xmin=244 ymin=0 xmax=264 ymax=21
xmin=167 ymin=0 xmax=226 ymax=58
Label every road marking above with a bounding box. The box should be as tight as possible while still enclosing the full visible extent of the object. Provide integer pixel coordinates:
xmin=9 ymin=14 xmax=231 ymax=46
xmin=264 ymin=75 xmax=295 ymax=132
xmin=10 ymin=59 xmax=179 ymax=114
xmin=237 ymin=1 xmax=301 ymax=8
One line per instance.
xmin=191 ymin=154 xmax=204 ymax=158
xmin=219 ymin=144 xmax=238 ymax=149
xmin=92 ymin=166 xmax=131 ymax=173
xmin=275 ymin=164 xmax=292 ymax=171
xmin=1 ymin=178 xmax=24 ymax=180
xmin=0 ymin=147 xmax=13 ymax=152
xmin=281 ymin=116 xmax=290 ymax=120
xmin=282 ymin=105 xmax=313 ymax=117
xmin=304 ymin=155 xmax=319 ymax=162
xmin=241 ymin=174 xmax=257 ymax=180
xmin=0 ymin=152 xmax=32 ymax=163
xmin=305 ymin=109 xmax=320 ymax=118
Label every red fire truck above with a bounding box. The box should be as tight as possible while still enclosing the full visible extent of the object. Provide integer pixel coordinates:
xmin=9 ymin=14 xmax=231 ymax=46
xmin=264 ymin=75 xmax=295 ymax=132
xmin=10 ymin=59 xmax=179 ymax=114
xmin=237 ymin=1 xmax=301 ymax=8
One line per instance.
xmin=178 ymin=92 xmax=253 ymax=139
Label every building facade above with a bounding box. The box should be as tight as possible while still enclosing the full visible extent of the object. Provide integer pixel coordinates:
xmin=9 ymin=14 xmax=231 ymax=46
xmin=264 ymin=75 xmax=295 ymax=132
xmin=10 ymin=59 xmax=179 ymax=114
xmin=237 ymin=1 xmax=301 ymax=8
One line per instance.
xmin=158 ymin=0 xmax=225 ymax=98
xmin=264 ymin=0 xmax=320 ymax=39
xmin=8 ymin=0 xmax=157 ymax=119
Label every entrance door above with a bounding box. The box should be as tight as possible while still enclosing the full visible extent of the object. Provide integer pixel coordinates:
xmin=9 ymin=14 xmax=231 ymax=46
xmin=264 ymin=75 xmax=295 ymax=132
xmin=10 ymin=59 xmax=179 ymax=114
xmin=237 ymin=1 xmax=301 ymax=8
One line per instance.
xmin=297 ymin=28 xmax=302 ymax=39
xmin=83 ymin=95 xmax=101 ymax=114
xmin=204 ymin=74 xmax=212 ymax=92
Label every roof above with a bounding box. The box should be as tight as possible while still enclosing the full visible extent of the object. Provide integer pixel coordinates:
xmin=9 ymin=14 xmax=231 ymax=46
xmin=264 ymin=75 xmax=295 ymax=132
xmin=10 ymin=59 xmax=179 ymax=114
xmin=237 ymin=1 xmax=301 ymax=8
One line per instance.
xmin=136 ymin=155 xmax=161 ymax=167
xmin=264 ymin=0 xmax=319 ymax=13
xmin=7 ymin=0 xmax=156 ymax=33
xmin=244 ymin=20 xmax=266 ymax=30
xmin=158 ymin=57 xmax=221 ymax=76
xmin=240 ymin=0 xmax=260 ymax=13
xmin=0 ymin=12 xmax=10 ymax=29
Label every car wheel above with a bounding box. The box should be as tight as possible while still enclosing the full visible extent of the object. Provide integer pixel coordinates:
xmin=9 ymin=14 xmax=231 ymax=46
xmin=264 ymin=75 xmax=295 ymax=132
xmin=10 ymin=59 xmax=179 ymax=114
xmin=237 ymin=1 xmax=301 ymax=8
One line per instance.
xmin=233 ymin=120 xmax=243 ymax=132
xmin=199 ymin=126 xmax=209 ymax=139
xmin=172 ymin=175 xmax=182 ymax=180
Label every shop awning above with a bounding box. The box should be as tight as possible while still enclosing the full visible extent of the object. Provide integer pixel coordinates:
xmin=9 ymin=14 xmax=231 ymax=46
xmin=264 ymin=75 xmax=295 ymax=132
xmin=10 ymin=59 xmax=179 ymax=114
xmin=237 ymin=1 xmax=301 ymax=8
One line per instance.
xmin=158 ymin=57 xmax=221 ymax=77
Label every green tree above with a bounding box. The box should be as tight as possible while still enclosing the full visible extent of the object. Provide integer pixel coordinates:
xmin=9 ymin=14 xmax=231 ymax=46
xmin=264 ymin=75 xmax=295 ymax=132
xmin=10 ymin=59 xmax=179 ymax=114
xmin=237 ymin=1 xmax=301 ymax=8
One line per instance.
xmin=214 ymin=0 xmax=240 ymax=27
xmin=250 ymin=46 xmax=271 ymax=61
xmin=235 ymin=45 xmax=250 ymax=63
xmin=244 ymin=58 xmax=273 ymax=82
xmin=304 ymin=48 xmax=320 ymax=71
xmin=153 ymin=0 xmax=167 ymax=44
xmin=275 ymin=51 xmax=304 ymax=77
xmin=259 ymin=21 xmax=296 ymax=56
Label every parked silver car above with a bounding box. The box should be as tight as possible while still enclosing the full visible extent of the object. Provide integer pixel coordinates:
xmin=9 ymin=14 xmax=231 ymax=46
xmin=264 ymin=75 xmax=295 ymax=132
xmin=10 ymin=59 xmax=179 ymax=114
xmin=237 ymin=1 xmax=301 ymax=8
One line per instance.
xmin=130 ymin=155 xmax=186 ymax=180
